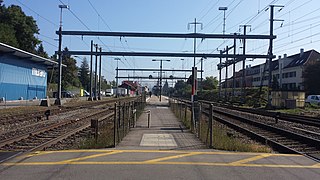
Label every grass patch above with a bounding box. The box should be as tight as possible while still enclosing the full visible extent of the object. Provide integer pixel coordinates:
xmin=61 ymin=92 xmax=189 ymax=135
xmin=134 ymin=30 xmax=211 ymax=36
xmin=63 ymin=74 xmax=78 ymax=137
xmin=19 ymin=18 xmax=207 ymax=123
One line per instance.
xmin=79 ymin=125 xmax=114 ymax=149
xmin=170 ymin=103 xmax=271 ymax=153
xmin=212 ymin=125 xmax=271 ymax=153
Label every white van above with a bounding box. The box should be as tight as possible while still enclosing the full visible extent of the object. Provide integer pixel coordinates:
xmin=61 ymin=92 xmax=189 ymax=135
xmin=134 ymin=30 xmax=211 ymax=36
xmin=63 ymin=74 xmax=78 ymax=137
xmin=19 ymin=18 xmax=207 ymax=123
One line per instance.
xmin=305 ymin=95 xmax=320 ymax=106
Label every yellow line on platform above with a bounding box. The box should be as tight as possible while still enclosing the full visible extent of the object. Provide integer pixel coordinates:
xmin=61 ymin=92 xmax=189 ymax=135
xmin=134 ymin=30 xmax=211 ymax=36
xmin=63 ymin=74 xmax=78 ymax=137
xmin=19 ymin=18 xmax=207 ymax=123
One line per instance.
xmin=312 ymin=163 xmax=320 ymax=167
xmin=21 ymin=149 xmax=301 ymax=157
xmin=2 ymin=161 xmax=320 ymax=169
xmin=229 ymin=154 xmax=272 ymax=165
xmin=144 ymin=152 xmax=203 ymax=163
xmin=58 ymin=151 xmax=122 ymax=163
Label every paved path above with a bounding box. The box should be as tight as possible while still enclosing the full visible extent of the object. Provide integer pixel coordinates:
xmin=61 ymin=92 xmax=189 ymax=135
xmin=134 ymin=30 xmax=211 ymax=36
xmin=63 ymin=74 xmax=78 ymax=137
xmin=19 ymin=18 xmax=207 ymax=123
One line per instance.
xmin=1 ymin=95 xmax=320 ymax=179
xmin=116 ymin=95 xmax=205 ymax=150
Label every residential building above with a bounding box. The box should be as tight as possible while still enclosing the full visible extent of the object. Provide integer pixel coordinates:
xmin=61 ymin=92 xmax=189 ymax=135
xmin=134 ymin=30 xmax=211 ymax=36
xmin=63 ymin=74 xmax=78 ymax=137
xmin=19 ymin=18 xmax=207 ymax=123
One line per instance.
xmin=223 ymin=49 xmax=320 ymax=91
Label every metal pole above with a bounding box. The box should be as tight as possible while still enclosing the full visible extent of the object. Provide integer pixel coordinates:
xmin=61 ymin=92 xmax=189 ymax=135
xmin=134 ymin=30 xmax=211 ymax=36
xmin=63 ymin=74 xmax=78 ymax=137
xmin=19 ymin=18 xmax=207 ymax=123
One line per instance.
xmin=116 ymin=61 xmax=119 ymax=98
xmin=94 ymin=44 xmax=98 ymax=100
xmin=56 ymin=27 xmax=62 ymax=104
xmin=225 ymin=46 xmax=228 ymax=101
xmin=113 ymin=103 xmax=117 ymax=147
xmin=114 ymin=58 xmax=120 ymax=98
xmin=160 ymin=60 xmax=162 ymax=102
xmin=233 ymin=35 xmax=236 ymax=97
xmin=219 ymin=50 xmax=222 ymax=99
xmin=89 ymin=40 xmax=93 ymax=101
xmin=209 ymin=103 xmax=213 ymax=148
xmin=223 ymin=10 xmax=226 ymax=35
xmin=98 ymin=47 xmax=102 ymax=100
xmin=201 ymin=57 xmax=203 ymax=92
xmin=267 ymin=5 xmax=275 ymax=108
xmin=193 ymin=18 xmax=196 ymax=67
xmin=242 ymin=26 xmax=247 ymax=103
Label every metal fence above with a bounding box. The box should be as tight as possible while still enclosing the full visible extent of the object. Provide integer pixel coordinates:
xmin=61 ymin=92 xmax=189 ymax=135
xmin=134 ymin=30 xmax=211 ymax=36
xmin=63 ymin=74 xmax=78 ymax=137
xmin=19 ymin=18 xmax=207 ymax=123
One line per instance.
xmin=169 ymin=97 xmax=214 ymax=148
xmin=113 ymin=94 xmax=146 ymax=147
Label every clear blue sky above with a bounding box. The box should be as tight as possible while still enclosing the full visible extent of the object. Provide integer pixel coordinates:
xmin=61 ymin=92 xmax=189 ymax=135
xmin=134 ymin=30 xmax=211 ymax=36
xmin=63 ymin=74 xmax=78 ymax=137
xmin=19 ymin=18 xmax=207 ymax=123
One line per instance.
xmin=3 ymin=0 xmax=320 ymax=87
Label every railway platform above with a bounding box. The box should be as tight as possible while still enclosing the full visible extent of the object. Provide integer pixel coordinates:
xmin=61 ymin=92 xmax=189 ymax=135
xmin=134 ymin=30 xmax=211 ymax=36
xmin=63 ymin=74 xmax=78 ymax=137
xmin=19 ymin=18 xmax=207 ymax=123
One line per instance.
xmin=116 ymin=95 xmax=206 ymax=150
xmin=1 ymin=95 xmax=320 ymax=179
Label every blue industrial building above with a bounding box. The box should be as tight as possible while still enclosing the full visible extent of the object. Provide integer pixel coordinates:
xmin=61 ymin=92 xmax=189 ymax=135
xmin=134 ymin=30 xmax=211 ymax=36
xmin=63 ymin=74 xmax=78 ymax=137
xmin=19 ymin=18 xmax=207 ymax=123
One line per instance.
xmin=0 ymin=42 xmax=58 ymax=101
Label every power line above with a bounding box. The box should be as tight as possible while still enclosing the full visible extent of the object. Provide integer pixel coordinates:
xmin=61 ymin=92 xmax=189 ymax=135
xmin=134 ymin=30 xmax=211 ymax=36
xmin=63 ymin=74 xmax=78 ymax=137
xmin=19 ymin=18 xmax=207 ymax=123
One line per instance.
xmin=14 ymin=0 xmax=58 ymax=27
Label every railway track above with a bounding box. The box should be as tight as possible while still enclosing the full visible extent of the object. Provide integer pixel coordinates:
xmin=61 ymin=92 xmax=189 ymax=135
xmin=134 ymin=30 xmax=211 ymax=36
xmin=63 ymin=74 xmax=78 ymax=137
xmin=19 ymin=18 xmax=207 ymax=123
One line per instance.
xmin=0 ymin=97 xmax=138 ymax=152
xmin=199 ymin=100 xmax=320 ymax=127
xmin=172 ymin=98 xmax=320 ymax=162
xmin=206 ymin=104 xmax=320 ymax=162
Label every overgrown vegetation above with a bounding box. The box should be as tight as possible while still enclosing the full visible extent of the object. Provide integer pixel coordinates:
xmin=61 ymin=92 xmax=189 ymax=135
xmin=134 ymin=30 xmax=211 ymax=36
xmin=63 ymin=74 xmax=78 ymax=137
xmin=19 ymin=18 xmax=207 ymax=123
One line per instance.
xmin=171 ymin=101 xmax=271 ymax=153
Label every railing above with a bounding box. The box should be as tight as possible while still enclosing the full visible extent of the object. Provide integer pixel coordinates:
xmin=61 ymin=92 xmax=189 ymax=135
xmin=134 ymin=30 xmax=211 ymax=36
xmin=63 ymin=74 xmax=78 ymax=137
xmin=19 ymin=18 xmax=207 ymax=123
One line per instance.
xmin=169 ymin=97 xmax=214 ymax=148
xmin=112 ymin=94 xmax=146 ymax=147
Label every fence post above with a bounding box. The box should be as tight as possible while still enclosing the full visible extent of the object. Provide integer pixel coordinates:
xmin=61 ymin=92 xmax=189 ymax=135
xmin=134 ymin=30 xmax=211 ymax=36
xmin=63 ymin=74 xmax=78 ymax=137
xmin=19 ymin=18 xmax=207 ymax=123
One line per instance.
xmin=117 ymin=102 xmax=121 ymax=142
xmin=128 ymin=101 xmax=131 ymax=129
xmin=91 ymin=119 xmax=99 ymax=144
xmin=147 ymin=110 xmax=151 ymax=128
xmin=113 ymin=103 xmax=117 ymax=147
xmin=179 ymin=100 xmax=182 ymax=119
xmin=209 ymin=103 xmax=213 ymax=148
xmin=122 ymin=102 xmax=125 ymax=138
xmin=184 ymin=103 xmax=187 ymax=124
xmin=197 ymin=102 xmax=202 ymax=138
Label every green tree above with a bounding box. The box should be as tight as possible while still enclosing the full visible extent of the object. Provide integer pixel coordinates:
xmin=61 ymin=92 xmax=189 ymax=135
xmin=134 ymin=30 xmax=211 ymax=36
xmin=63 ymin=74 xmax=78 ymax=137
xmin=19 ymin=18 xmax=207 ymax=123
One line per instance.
xmin=100 ymin=76 xmax=111 ymax=90
xmin=174 ymin=80 xmax=191 ymax=97
xmin=36 ymin=43 xmax=48 ymax=58
xmin=201 ymin=76 xmax=218 ymax=90
xmin=78 ymin=57 xmax=90 ymax=91
xmin=0 ymin=5 xmax=40 ymax=52
xmin=62 ymin=47 xmax=81 ymax=89
xmin=303 ymin=62 xmax=320 ymax=94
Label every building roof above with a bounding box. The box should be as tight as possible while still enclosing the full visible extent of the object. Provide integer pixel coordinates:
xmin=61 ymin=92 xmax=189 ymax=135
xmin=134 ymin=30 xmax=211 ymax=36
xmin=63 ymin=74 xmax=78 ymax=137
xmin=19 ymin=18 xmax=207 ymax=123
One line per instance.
xmin=0 ymin=42 xmax=58 ymax=67
xmin=284 ymin=49 xmax=315 ymax=68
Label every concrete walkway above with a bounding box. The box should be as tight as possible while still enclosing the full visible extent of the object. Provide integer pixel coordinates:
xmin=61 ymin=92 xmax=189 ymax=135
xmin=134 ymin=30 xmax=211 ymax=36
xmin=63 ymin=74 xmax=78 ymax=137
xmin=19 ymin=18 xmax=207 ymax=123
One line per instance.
xmin=116 ymin=95 xmax=206 ymax=150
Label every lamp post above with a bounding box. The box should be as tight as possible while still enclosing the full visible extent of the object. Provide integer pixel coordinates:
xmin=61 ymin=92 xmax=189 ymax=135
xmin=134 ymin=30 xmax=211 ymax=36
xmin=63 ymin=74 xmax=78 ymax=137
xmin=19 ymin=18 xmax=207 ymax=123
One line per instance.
xmin=55 ymin=4 xmax=69 ymax=105
xmin=152 ymin=59 xmax=170 ymax=102
xmin=219 ymin=7 xmax=228 ymax=35
xmin=114 ymin=58 xmax=121 ymax=98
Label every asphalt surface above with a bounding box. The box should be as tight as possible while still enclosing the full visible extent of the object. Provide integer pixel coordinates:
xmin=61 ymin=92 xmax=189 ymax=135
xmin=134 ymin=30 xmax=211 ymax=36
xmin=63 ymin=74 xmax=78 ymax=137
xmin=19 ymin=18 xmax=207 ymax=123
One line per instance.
xmin=0 ymin=95 xmax=319 ymax=179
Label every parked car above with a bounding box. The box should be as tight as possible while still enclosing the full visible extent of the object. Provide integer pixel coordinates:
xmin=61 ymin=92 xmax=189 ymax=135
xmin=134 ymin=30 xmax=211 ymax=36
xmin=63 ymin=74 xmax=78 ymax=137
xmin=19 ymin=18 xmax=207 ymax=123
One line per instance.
xmin=105 ymin=89 xmax=114 ymax=97
xmin=53 ymin=91 xmax=75 ymax=98
xmin=305 ymin=95 xmax=320 ymax=106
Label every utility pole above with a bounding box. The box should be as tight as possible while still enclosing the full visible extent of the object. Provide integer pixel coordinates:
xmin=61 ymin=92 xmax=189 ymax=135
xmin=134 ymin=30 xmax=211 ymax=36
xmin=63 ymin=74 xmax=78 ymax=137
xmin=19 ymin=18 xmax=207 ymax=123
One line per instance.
xmin=114 ymin=58 xmax=121 ymax=98
xmin=55 ymin=4 xmax=69 ymax=105
xmin=94 ymin=44 xmax=98 ymax=100
xmin=219 ymin=7 xmax=228 ymax=35
xmin=218 ymin=50 xmax=222 ymax=99
xmin=188 ymin=19 xmax=203 ymax=132
xmin=98 ymin=47 xmax=102 ymax=100
xmin=267 ymin=5 xmax=283 ymax=108
xmin=152 ymin=59 xmax=170 ymax=102
xmin=240 ymin=25 xmax=250 ymax=104
xmin=232 ymin=34 xmax=237 ymax=97
xmin=89 ymin=40 xmax=93 ymax=101
xmin=188 ymin=18 xmax=203 ymax=67
xmin=225 ymin=46 xmax=228 ymax=101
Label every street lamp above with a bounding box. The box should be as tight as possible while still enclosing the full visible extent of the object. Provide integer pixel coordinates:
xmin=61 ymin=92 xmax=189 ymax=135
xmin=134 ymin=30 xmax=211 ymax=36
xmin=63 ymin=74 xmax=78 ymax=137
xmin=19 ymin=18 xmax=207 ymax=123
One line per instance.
xmin=152 ymin=59 xmax=170 ymax=102
xmin=114 ymin=58 xmax=121 ymax=97
xmin=55 ymin=4 xmax=69 ymax=105
xmin=219 ymin=7 xmax=228 ymax=35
